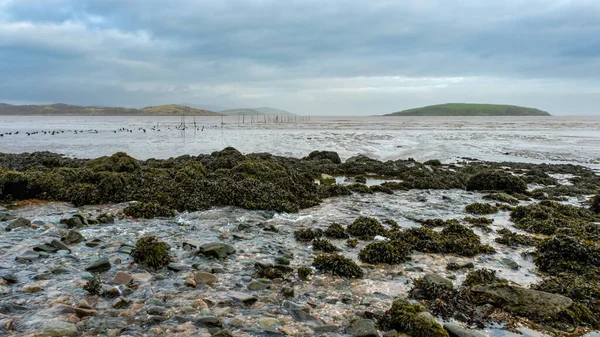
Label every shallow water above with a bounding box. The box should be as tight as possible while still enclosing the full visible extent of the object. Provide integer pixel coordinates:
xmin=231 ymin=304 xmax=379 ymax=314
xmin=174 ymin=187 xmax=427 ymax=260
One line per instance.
xmin=1 ymin=116 xmax=599 ymax=170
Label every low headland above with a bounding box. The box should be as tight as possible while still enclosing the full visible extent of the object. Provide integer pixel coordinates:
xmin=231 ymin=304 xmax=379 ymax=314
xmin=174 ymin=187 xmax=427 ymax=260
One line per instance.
xmin=0 ymin=148 xmax=598 ymax=336
xmin=388 ymin=103 xmax=551 ymax=116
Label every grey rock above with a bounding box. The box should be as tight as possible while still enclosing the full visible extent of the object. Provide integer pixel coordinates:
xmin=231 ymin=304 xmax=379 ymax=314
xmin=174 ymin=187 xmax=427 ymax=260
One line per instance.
xmin=196 ymin=315 xmax=222 ymax=327
xmin=85 ymin=239 xmax=102 ymax=248
xmin=229 ymin=292 xmax=257 ymax=305
xmin=147 ymin=306 xmax=167 ymax=315
xmin=15 ymin=249 xmax=39 ymax=263
xmin=289 ymin=308 xmax=323 ymax=326
xmin=36 ymin=319 xmax=78 ymax=336
xmin=500 ymin=258 xmax=519 ymax=270
xmin=61 ymin=230 xmax=85 ymax=245
xmin=66 ymin=216 xmax=84 ymax=228
xmin=444 ymin=323 xmax=486 ymax=337
xmin=117 ymin=244 xmax=134 ymax=254
xmin=97 ymin=213 xmax=115 ymax=224
xmin=471 ymin=284 xmax=573 ymax=319
xmin=198 ymin=243 xmax=236 ymax=259
xmin=423 ymin=273 xmax=454 ymax=289
xmin=274 ymin=257 xmax=290 ymax=265
xmin=85 ymin=258 xmax=111 ymax=273
xmin=248 ymin=280 xmax=270 ymax=291
xmin=167 ymin=263 xmax=191 ymax=272
xmin=346 ymin=319 xmax=378 ymax=337
xmin=33 ymin=243 xmax=59 ymax=253
xmin=0 ymin=213 xmax=16 ymax=221
xmin=99 ymin=284 xmax=120 ymax=298
xmin=6 ymin=217 xmax=31 ymax=231
xmin=282 ymin=300 xmax=310 ymax=311
xmin=255 ymin=261 xmax=274 ymax=269
xmin=50 ymin=239 xmax=71 ymax=252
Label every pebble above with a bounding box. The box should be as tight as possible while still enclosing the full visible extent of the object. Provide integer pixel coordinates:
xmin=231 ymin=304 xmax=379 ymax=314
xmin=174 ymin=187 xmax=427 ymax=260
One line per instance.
xmin=113 ymin=272 xmax=133 ymax=285
xmin=85 ymin=257 xmax=111 ymax=272
xmin=248 ymin=280 xmax=270 ymax=291
xmin=22 ymin=284 xmax=42 ymax=293
xmin=346 ymin=319 xmax=378 ymax=337
xmin=15 ymin=249 xmax=39 ymax=262
xmin=229 ymin=292 xmax=258 ymax=305
xmin=194 ymin=272 xmax=218 ymax=284
xmin=50 ymin=239 xmax=71 ymax=252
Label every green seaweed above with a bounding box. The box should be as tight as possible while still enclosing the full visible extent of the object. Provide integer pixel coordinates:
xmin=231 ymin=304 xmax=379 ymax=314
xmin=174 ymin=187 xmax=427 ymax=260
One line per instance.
xmin=324 ymin=222 xmax=349 ymax=239
xmin=312 ymin=253 xmax=363 ymax=278
xmin=347 ymin=216 xmax=386 ymax=240
xmin=380 ymin=300 xmax=449 ymax=337
xmin=358 ymin=241 xmax=411 ymax=265
xmin=466 ymin=169 xmax=527 ymax=193
xmin=294 ymin=228 xmax=324 ymax=242
xmin=123 ymin=202 xmax=175 ymax=219
xmin=465 ymin=203 xmax=498 ymax=215
xmin=130 ymin=236 xmax=170 ymax=270
xmin=494 ymin=228 xmax=541 ymax=247
xmin=312 ymin=238 xmax=339 ymax=252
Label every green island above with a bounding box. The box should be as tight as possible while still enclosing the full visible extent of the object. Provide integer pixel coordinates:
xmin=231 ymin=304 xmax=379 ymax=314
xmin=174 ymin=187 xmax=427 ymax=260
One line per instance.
xmin=388 ymin=103 xmax=551 ymax=116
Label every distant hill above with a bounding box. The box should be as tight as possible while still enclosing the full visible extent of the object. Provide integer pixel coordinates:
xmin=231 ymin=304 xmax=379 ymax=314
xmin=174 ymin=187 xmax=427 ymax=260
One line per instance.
xmin=387 ymin=103 xmax=551 ymax=116
xmin=219 ymin=107 xmax=295 ymax=116
xmin=0 ymin=103 xmax=219 ymax=116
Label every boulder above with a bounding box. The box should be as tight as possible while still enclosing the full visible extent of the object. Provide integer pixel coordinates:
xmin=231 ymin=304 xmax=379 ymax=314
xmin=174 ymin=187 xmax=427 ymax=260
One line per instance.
xmin=50 ymin=239 xmax=71 ymax=252
xmin=346 ymin=319 xmax=379 ymax=337
xmin=6 ymin=217 xmax=31 ymax=231
xmin=305 ymin=151 xmax=342 ymax=164
xmin=85 ymin=258 xmax=111 ymax=273
xmin=61 ymin=230 xmax=85 ymax=245
xmin=471 ymin=284 xmax=573 ymax=319
xmin=198 ymin=243 xmax=236 ymax=259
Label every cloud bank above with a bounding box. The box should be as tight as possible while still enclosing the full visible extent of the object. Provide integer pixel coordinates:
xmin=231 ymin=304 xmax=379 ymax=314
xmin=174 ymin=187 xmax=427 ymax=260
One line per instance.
xmin=0 ymin=0 xmax=599 ymax=115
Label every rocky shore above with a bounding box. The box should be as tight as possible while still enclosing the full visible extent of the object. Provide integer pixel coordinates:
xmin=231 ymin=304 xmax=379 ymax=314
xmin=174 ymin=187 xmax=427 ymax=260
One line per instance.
xmin=0 ymin=148 xmax=599 ymax=336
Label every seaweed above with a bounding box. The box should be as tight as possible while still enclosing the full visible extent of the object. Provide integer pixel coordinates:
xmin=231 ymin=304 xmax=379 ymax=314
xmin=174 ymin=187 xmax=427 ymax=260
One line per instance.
xmin=535 ymin=235 xmax=600 ymax=274
xmin=324 ymin=222 xmax=349 ymax=239
xmin=466 ymin=169 xmax=527 ymax=193
xmin=297 ymin=266 xmax=313 ymax=280
xmin=422 ymin=218 xmax=458 ymax=228
xmin=358 ymin=241 xmax=411 ymax=265
xmin=83 ymin=274 xmax=102 ymax=295
xmin=465 ymin=203 xmax=498 ymax=215
xmin=123 ymin=202 xmax=175 ymax=219
xmin=312 ymin=238 xmax=339 ymax=252
xmin=462 ymin=268 xmax=507 ymax=288
xmin=494 ymin=228 xmax=541 ymax=247
xmin=380 ymin=300 xmax=449 ymax=337
xmin=312 ymin=253 xmax=363 ymax=278
xmin=347 ymin=216 xmax=386 ymax=240
xmin=294 ymin=228 xmax=323 ymax=242
xmin=304 ymin=151 xmax=342 ymax=164
xmin=130 ymin=236 xmax=170 ymax=270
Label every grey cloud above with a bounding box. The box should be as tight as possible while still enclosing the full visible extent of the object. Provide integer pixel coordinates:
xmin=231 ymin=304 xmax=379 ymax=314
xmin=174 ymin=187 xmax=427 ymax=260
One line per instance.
xmin=0 ymin=0 xmax=599 ymax=114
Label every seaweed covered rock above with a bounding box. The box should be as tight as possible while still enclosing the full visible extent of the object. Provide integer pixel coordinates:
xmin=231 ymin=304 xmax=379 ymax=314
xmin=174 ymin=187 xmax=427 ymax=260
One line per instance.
xmin=347 ymin=216 xmax=386 ymax=240
xmin=466 ymin=170 xmax=527 ymax=193
xmin=204 ymin=147 xmax=246 ymax=170
xmin=324 ymin=222 xmax=349 ymax=239
xmin=424 ymin=159 xmax=442 ymax=166
xmin=305 ymin=150 xmax=342 ymax=164
xmin=462 ymin=269 xmax=507 ymax=288
xmin=358 ymin=241 xmax=411 ymax=265
xmin=483 ymin=193 xmax=519 ymax=205
xmin=422 ymin=218 xmax=458 ymax=228
xmin=319 ymin=174 xmax=336 ymax=185
xmin=535 ymin=235 xmax=600 ymax=274
xmin=317 ymin=183 xmax=352 ymax=198
xmin=123 ymin=202 xmax=175 ymax=219
xmin=354 ymin=175 xmax=367 ymax=184
xmin=410 ymin=274 xmax=454 ymax=300
xmin=464 ymin=217 xmax=493 ymax=226
xmin=510 ymin=200 xmax=599 ymax=238
xmin=294 ymin=228 xmax=323 ymax=242
xmin=470 ymin=284 xmax=573 ymax=320
xmin=297 ymin=266 xmax=313 ymax=280
xmin=312 ymin=253 xmax=363 ymax=278
xmin=380 ymin=300 xmax=449 ymax=337
xmin=84 ymin=152 xmax=140 ymax=173
xmin=494 ymin=228 xmax=541 ymax=247
xmin=312 ymin=238 xmax=339 ymax=252
xmin=130 ymin=236 xmax=170 ymax=270
xmin=390 ymin=224 xmax=494 ymax=257
xmin=0 ymin=170 xmax=29 ymax=200
xmin=465 ymin=203 xmax=498 ymax=215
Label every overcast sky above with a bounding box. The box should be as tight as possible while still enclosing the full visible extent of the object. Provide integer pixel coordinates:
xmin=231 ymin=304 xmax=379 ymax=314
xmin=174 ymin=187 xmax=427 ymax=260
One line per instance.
xmin=0 ymin=0 xmax=599 ymax=115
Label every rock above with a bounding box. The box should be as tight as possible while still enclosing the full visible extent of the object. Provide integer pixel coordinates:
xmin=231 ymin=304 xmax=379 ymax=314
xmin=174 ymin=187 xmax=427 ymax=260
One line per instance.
xmin=198 ymin=243 xmax=236 ymax=259
xmin=248 ymin=280 xmax=270 ymax=291
xmin=33 ymin=243 xmax=59 ymax=253
xmin=282 ymin=300 xmax=310 ymax=311
xmin=185 ymin=278 xmax=197 ymax=288
xmin=51 ymin=267 xmax=72 ymax=275
xmin=22 ymin=284 xmax=42 ymax=293
xmin=319 ymin=174 xmax=336 ymax=185
xmin=61 ymin=230 xmax=85 ymax=245
xmin=147 ymin=306 xmax=167 ymax=315
xmin=212 ymin=329 xmax=234 ymax=337
xmin=314 ymin=325 xmax=339 ymax=333
xmin=444 ymin=323 xmax=486 ymax=337
xmin=37 ymin=319 xmax=78 ymax=336
xmin=112 ymin=297 xmax=130 ymax=309
xmin=85 ymin=239 xmax=102 ymax=248
xmin=97 ymin=213 xmax=115 ymax=224
xmin=0 ymin=285 xmax=10 ymax=295
xmin=85 ymin=258 xmax=111 ymax=273
xmin=6 ymin=217 xmax=31 ymax=231
xmin=423 ymin=273 xmax=454 ymax=289
xmin=500 ymin=258 xmax=519 ymax=270
xmin=66 ymin=216 xmax=84 ymax=228
xmin=471 ymin=284 xmax=573 ymax=319
xmin=282 ymin=286 xmax=295 ymax=298
xmin=57 ymin=304 xmax=97 ymax=318
xmin=99 ymin=284 xmax=121 ymax=298
xmin=196 ymin=315 xmax=222 ymax=327
xmin=259 ymin=317 xmax=279 ymax=328
xmin=289 ymin=308 xmax=323 ymax=326
xmin=0 ymin=271 xmax=18 ymax=284
xmin=255 ymin=261 xmax=274 ymax=269
xmin=275 ymin=257 xmax=290 ymax=265
xmin=112 ymin=272 xmax=133 ymax=285
xmin=167 ymin=263 xmax=191 ymax=272
xmin=194 ymin=272 xmax=218 ymax=284
xmin=49 ymin=239 xmax=71 ymax=252
xmin=117 ymin=244 xmax=134 ymax=254
xmin=229 ymin=292 xmax=257 ymax=305
xmin=15 ymin=249 xmax=39 ymax=263
xmin=346 ymin=319 xmax=378 ymax=337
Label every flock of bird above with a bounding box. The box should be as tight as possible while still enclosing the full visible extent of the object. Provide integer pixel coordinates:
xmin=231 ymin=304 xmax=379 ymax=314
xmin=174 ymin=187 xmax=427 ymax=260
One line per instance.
xmin=0 ymin=124 xmax=220 ymax=138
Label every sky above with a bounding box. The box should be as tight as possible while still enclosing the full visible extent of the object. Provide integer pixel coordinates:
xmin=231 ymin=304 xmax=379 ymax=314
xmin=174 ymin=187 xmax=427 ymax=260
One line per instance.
xmin=0 ymin=0 xmax=599 ymax=115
